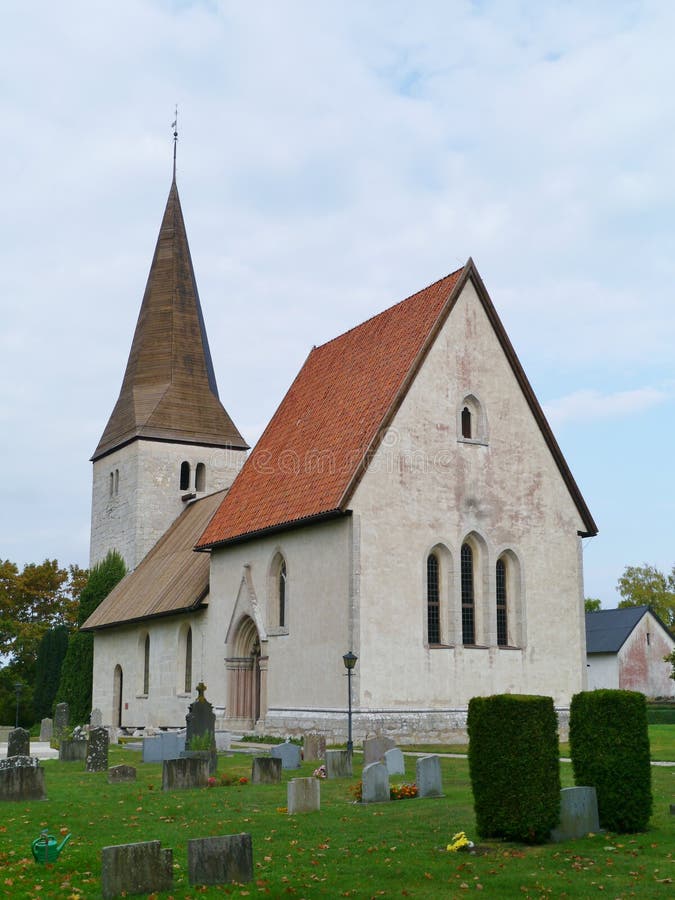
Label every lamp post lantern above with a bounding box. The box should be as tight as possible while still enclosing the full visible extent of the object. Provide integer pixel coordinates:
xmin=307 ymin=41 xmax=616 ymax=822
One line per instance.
xmin=14 ymin=682 xmax=23 ymax=728
xmin=342 ymin=651 xmax=358 ymax=757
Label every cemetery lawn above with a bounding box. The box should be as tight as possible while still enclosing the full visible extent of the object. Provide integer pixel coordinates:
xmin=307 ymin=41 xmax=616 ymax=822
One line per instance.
xmin=0 ymin=748 xmax=672 ymax=899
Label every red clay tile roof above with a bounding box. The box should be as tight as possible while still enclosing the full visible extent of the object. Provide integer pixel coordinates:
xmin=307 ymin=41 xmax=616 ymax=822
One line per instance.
xmin=196 ymin=267 xmax=464 ymax=548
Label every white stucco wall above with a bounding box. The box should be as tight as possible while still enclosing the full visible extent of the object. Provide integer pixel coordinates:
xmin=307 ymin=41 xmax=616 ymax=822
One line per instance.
xmin=90 ymin=441 xmax=246 ymax=571
xmin=618 ymin=612 xmax=675 ymax=698
xmin=586 ymin=653 xmax=619 ymax=691
xmin=349 ymin=279 xmax=588 ymax=714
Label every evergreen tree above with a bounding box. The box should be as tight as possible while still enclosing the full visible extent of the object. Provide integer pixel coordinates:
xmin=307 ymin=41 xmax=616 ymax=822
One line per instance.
xmin=56 ymin=551 xmax=126 ymax=724
xmin=33 ymin=624 xmax=70 ymax=720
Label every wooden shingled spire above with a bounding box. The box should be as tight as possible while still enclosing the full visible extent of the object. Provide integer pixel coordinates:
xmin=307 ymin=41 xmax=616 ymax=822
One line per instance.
xmin=92 ymin=178 xmax=247 ymax=461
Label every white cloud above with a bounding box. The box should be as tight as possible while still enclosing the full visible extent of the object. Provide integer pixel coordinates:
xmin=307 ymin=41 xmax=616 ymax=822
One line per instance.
xmin=544 ymin=387 xmax=668 ymax=428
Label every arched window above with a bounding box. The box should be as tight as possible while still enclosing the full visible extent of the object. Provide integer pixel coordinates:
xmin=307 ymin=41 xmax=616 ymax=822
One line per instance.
xmin=143 ymin=634 xmax=150 ymax=694
xmin=184 ymin=627 xmax=192 ymax=693
xmin=278 ymin=561 xmax=287 ymax=628
xmin=496 ymin=557 xmax=508 ymax=646
xmin=427 ymin=554 xmax=440 ymax=644
xmin=109 ymin=472 xmax=114 ymax=497
xmin=180 ymin=461 xmax=191 ymax=491
xmin=114 ymin=469 xmax=119 ymax=495
xmin=461 ymin=407 xmax=472 ymax=439
xmin=195 ymin=462 xmax=206 ymax=492
xmin=461 ymin=543 xmax=475 ymax=645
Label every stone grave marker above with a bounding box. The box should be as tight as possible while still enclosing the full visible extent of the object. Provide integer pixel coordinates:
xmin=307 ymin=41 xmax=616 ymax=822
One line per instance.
xmin=90 ymin=707 xmax=103 ymax=728
xmin=363 ymin=736 xmax=396 ymax=765
xmin=185 ymin=682 xmax=216 ymax=749
xmin=142 ymin=731 xmax=185 ymax=763
xmin=7 ymin=727 xmax=30 ymax=758
xmin=54 ymin=702 xmax=69 ymax=742
xmin=303 ymin=733 xmax=326 ymax=762
xmin=162 ymin=756 xmax=209 ymax=791
xmin=86 ymin=727 xmax=109 ymax=772
xmin=60 ymin=739 xmax=87 ymax=762
xmin=288 ymin=777 xmax=321 ymax=814
xmin=551 ymin=787 xmax=600 ymax=842
xmin=39 ymin=718 xmax=53 ymax=742
xmin=101 ymin=840 xmax=173 ymax=899
xmin=108 ymin=764 xmax=137 ymax=784
xmin=384 ymin=747 xmax=405 ymax=776
xmin=325 ymin=749 xmax=352 ymax=778
xmin=215 ymin=732 xmax=231 ymax=752
xmin=187 ymin=833 xmax=253 ymax=886
xmin=362 ymin=761 xmax=390 ymax=803
xmin=416 ymin=755 xmax=443 ymax=798
xmin=0 ymin=756 xmax=47 ymax=802
xmin=271 ymin=741 xmax=301 ymax=769
xmin=251 ymin=757 xmax=282 ymax=784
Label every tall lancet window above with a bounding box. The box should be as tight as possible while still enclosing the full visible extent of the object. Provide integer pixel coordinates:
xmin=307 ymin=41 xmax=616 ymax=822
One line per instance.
xmin=180 ymin=461 xmax=191 ymax=491
xmin=279 ymin=561 xmax=287 ymax=628
xmin=496 ymin=558 xmax=508 ymax=646
xmin=143 ymin=634 xmax=150 ymax=694
xmin=184 ymin=627 xmax=192 ymax=693
xmin=461 ymin=543 xmax=475 ymax=645
xmin=427 ymin=553 xmax=441 ymax=644
xmin=461 ymin=406 xmax=472 ymax=439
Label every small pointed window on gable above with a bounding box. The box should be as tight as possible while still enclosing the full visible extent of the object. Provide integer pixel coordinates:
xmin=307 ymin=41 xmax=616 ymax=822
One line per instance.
xmin=180 ymin=461 xmax=191 ymax=491
xmin=458 ymin=394 xmax=488 ymax=445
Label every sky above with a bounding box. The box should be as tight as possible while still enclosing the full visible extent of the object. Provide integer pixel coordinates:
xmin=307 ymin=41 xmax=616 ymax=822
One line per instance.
xmin=1 ymin=0 xmax=674 ymax=607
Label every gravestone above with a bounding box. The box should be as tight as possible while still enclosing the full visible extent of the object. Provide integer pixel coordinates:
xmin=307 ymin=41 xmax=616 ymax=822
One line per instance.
xmin=384 ymin=747 xmax=405 ymax=776
xmin=90 ymin=707 xmax=103 ymax=728
xmin=325 ymin=749 xmax=352 ymax=778
xmin=60 ymin=739 xmax=87 ymax=762
xmin=108 ymin=764 xmax=137 ymax=784
xmin=39 ymin=718 xmax=53 ymax=742
xmin=142 ymin=732 xmax=185 ymax=763
xmin=187 ymin=833 xmax=253 ymax=886
xmin=54 ymin=702 xmax=69 ymax=742
xmin=251 ymin=757 xmax=282 ymax=784
xmin=362 ymin=761 xmax=390 ymax=803
xmin=363 ymin=736 xmax=396 ymax=765
xmin=162 ymin=756 xmax=209 ymax=791
xmin=185 ymin=682 xmax=216 ymax=750
xmin=271 ymin=741 xmax=301 ymax=769
xmin=7 ymin=727 xmax=30 ymax=758
xmin=215 ymin=732 xmax=231 ymax=752
xmin=551 ymin=786 xmax=600 ymax=842
xmin=303 ymin=733 xmax=326 ymax=762
xmin=416 ymin=755 xmax=443 ymax=798
xmin=101 ymin=840 xmax=173 ymax=899
xmin=180 ymin=748 xmax=217 ymax=776
xmin=0 ymin=756 xmax=47 ymax=802
xmin=86 ymin=727 xmax=109 ymax=772
xmin=288 ymin=777 xmax=321 ymax=814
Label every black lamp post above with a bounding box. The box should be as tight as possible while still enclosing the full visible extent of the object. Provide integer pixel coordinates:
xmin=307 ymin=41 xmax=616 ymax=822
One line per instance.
xmin=14 ymin=682 xmax=23 ymax=728
xmin=342 ymin=650 xmax=358 ymax=756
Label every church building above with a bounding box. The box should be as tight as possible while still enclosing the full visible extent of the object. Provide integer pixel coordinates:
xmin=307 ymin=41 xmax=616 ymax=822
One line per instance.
xmin=83 ymin=171 xmax=597 ymax=742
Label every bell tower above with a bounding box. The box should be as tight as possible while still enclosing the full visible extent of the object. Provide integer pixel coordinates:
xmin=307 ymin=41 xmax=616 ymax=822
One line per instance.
xmin=89 ymin=174 xmax=248 ymax=571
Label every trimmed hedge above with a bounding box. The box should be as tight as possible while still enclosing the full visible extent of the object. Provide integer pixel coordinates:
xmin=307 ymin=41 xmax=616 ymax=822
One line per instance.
xmin=569 ymin=690 xmax=652 ymax=833
xmin=468 ymin=694 xmax=560 ymax=844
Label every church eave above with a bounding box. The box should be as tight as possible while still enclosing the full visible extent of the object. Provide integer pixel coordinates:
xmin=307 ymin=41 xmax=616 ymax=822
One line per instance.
xmin=91 ymin=431 xmax=249 ymax=463
xmin=81 ymin=594 xmax=208 ymax=632
xmin=195 ymin=508 xmax=351 ymax=552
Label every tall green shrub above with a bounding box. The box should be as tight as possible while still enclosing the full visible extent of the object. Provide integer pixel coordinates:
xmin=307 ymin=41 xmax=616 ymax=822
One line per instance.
xmin=33 ymin=624 xmax=70 ymax=720
xmin=56 ymin=551 xmax=126 ymax=724
xmin=468 ymin=694 xmax=560 ymax=844
xmin=569 ymin=690 xmax=652 ymax=833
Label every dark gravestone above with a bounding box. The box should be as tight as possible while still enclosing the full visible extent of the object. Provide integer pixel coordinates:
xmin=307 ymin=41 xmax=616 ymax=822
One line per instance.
xmin=363 ymin=736 xmax=396 ymax=765
xmin=7 ymin=727 xmax=30 ymax=758
xmin=325 ymin=749 xmax=352 ymax=778
xmin=185 ymin=682 xmax=216 ymax=750
xmin=270 ymin=741 xmax=301 ymax=769
xmin=551 ymin=787 xmax=601 ymax=842
xmin=60 ymin=739 xmax=87 ymax=762
xmin=303 ymin=733 xmax=326 ymax=762
xmin=86 ymin=727 xmax=109 ymax=772
xmin=162 ymin=756 xmax=209 ymax=791
xmin=251 ymin=757 xmax=282 ymax=784
xmin=187 ymin=833 xmax=253 ymax=886
xmin=0 ymin=757 xmax=47 ymax=802
xmin=108 ymin=764 xmax=137 ymax=784
xmin=101 ymin=840 xmax=173 ymax=899
xmin=54 ymin=702 xmax=69 ymax=743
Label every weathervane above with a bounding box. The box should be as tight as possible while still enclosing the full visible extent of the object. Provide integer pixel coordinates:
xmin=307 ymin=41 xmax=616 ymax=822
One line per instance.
xmin=172 ymin=104 xmax=178 ymax=180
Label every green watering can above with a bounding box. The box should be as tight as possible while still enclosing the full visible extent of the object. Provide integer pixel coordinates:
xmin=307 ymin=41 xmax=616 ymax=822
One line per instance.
xmin=31 ymin=829 xmax=71 ymax=864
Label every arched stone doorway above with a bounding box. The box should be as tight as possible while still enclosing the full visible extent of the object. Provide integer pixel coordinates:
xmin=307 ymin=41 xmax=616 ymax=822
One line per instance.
xmin=225 ymin=616 xmax=267 ymax=731
xmin=113 ymin=664 xmax=123 ymax=727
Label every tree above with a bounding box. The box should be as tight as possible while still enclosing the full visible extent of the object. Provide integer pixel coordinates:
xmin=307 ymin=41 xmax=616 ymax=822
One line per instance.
xmin=616 ymin=564 xmax=675 ymax=630
xmin=33 ymin=624 xmax=70 ymax=720
xmin=0 ymin=559 xmax=87 ymax=680
xmin=584 ymin=598 xmax=602 ymax=613
xmin=665 ymin=648 xmax=675 ymax=681
xmin=57 ymin=551 xmax=126 ymax=723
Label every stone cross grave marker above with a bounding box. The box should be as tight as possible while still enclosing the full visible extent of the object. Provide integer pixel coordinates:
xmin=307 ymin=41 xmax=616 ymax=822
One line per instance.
xmin=185 ymin=682 xmax=215 ymax=749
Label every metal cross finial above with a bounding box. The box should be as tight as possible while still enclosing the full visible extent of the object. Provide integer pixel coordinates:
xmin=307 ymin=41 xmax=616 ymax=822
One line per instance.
xmin=172 ymin=104 xmax=178 ymax=180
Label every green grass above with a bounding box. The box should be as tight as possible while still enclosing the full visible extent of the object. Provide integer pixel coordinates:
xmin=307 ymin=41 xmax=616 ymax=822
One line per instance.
xmin=0 ymin=745 xmax=673 ymax=898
